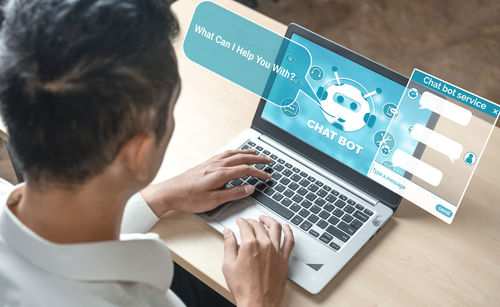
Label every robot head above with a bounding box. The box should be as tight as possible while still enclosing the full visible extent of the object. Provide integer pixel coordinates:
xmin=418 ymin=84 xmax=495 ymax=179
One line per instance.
xmin=317 ymin=83 xmax=376 ymax=132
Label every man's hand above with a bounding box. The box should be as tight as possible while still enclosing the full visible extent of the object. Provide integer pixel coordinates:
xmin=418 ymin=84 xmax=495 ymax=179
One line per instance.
xmin=140 ymin=149 xmax=271 ymax=216
xmin=222 ymin=216 xmax=294 ymax=307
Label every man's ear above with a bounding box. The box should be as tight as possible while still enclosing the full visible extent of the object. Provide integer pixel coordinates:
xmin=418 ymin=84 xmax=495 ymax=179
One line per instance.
xmin=115 ymin=133 xmax=156 ymax=181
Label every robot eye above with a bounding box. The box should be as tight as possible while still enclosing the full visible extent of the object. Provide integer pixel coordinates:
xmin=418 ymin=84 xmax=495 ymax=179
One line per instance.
xmin=336 ymin=95 xmax=344 ymax=103
xmin=350 ymin=102 xmax=359 ymax=111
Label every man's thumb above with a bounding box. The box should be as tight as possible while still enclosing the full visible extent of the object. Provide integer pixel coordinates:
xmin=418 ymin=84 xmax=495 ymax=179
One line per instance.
xmin=223 ymin=228 xmax=238 ymax=263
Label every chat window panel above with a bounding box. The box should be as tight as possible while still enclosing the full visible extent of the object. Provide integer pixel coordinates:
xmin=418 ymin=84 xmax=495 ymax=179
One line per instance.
xmin=369 ymin=69 xmax=499 ymax=223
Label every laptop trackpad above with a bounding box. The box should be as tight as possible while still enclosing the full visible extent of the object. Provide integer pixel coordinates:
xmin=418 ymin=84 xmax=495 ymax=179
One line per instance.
xmin=214 ymin=198 xmax=329 ymax=264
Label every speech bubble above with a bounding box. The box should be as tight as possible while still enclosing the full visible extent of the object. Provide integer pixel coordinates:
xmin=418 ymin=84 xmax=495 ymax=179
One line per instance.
xmin=419 ymin=91 xmax=472 ymax=126
xmin=410 ymin=124 xmax=463 ymax=162
xmin=183 ymin=1 xmax=320 ymax=108
xmin=392 ymin=149 xmax=443 ymax=187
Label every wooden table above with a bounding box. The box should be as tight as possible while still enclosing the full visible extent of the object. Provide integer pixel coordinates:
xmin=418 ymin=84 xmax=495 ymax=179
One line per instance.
xmin=150 ymin=0 xmax=500 ymax=305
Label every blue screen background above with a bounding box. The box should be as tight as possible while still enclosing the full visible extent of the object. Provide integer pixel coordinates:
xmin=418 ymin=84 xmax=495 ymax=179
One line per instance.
xmin=261 ymin=34 xmax=430 ymax=176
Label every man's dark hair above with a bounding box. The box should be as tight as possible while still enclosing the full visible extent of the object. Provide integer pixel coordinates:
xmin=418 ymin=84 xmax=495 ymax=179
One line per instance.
xmin=0 ymin=0 xmax=179 ymax=184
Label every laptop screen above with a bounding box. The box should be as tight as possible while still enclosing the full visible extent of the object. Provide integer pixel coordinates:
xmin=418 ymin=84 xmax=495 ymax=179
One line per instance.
xmin=261 ymin=33 xmax=432 ymax=178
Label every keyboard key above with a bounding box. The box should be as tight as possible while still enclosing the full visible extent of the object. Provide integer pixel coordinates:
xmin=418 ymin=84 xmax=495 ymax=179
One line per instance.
xmin=232 ymin=179 xmax=243 ymax=186
xmin=255 ymin=164 xmax=266 ymax=170
xmin=319 ymin=210 xmax=330 ymax=220
xmin=290 ymin=203 xmax=301 ymax=212
xmin=299 ymin=179 xmax=310 ymax=187
xmin=317 ymin=219 xmax=328 ymax=229
xmin=291 ymin=174 xmax=301 ymax=182
xmin=300 ymin=171 xmax=308 ymax=177
xmin=307 ymin=214 xmax=319 ymax=223
xmin=256 ymin=146 xmax=263 ymax=151
xmin=334 ymin=199 xmax=346 ymax=208
xmin=274 ymin=164 xmax=284 ymax=172
xmin=316 ymin=181 xmax=324 ymax=187
xmin=319 ymin=233 xmax=333 ymax=244
xmin=278 ymin=158 xmax=285 ymax=164
xmin=280 ymin=178 xmax=291 ymax=185
xmin=285 ymin=162 xmax=292 ymax=168
xmin=324 ymin=204 xmax=334 ymax=212
xmin=345 ymin=205 xmax=355 ymax=214
xmin=276 ymin=184 xmax=286 ymax=192
xmin=298 ymin=209 xmax=310 ymax=218
xmin=338 ymin=221 xmax=357 ymax=235
xmin=323 ymin=184 xmax=331 ymax=191
xmin=351 ymin=219 xmax=363 ymax=230
xmin=314 ymin=198 xmax=326 ymax=206
xmin=256 ymin=182 xmax=267 ymax=191
xmin=292 ymin=195 xmax=303 ymax=203
xmin=248 ymin=178 xmax=258 ymax=185
xmin=331 ymin=189 xmax=340 ymax=196
xmin=328 ymin=216 xmax=339 ymax=225
xmin=300 ymin=221 xmax=312 ymax=231
xmin=271 ymin=173 xmax=282 ymax=180
xmin=353 ymin=210 xmax=369 ymax=222
xmin=355 ymin=203 xmax=364 ymax=210
xmin=326 ymin=225 xmax=350 ymax=242
xmin=326 ymin=194 xmax=337 ymax=203
xmin=248 ymin=141 xmax=256 ymax=147
xmin=363 ymin=208 xmax=373 ymax=216
xmin=263 ymin=167 xmax=273 ymax=174
xmin=310 ymin=205 xmax=321 ymax=214
xmin=282 ymin=169 xmax=292 ymax=177
xmin=301 ymin=200 xmax=312 ymax=208
xmin=281 ymin=198 xmax=292 ymax=207
xmin=329 ymin=242 xmax=340 ymax=251
xmin=251 ymin=191 xmax=294 ymax=220
xmin=308 ymin=184 xmax=319 ymax=192
xmin=342 ymin=215 xmax=354 ymax=223
xmin=283 ymin=189 xmax=294 ymax=198
xmin=270 ymin=154 xmax=278 ymax=160
xmin=266 ymin=180 xmax=276 ymax=187
xmin=272 ymin=193 xmax=283 ymax=201
xmin=317 ymin=189 xmax=327 ymax=197
xmin=347 ymin=199 xmax=356 ymax=205
xmin=291 ymin=215 xmax=303 ymax=225
xmin=263 ymin=150 xmax=270 ymax=155
xmin=333 ymin=208 xmax=343 ymax=217
xmin=264 ymin=188 xmax=274 ymax=196
xmin=309 ymin=229 xmax=320 ymax=237
xmin=292 ymin=167 xmax=300 ymax=173
xmin=307 ymin=176 xmax=316 ymax=182
xmin=297 ymin=188 xmax=308 ymax=196
xmin=339 ymin=194 xmax=348 ymax=201
xmin=305 ymin=193 xmax=317 ymax=201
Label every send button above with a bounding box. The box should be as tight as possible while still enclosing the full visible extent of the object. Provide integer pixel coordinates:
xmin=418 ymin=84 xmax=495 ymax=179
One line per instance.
xmin=436 ymin=204 xmax=453 ymax=218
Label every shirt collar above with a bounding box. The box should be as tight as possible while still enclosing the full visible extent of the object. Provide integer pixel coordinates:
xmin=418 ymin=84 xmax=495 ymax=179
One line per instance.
xmin=0 ymin=185 xmax=173 ymax=291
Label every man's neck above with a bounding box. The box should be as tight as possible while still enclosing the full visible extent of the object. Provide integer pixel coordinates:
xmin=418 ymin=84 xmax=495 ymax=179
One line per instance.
xmin=11 ymin=176 xmax=135 ymax=244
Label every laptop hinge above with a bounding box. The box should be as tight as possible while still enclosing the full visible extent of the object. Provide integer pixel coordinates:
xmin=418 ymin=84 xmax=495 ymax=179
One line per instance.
xmin=258 ymin=134 xmax=380 ymax=207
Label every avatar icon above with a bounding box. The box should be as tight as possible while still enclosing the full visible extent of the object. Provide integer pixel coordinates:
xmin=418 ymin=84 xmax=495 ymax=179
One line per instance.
xmin=463 ymin=152 xmax=477 ymax=165
xmin=316 ymin=66 xmax=379 ymax=132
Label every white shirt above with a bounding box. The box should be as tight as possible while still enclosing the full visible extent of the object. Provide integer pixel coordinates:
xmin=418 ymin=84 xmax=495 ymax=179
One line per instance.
xmin=0 ymin=179 xmax=185 ymax=307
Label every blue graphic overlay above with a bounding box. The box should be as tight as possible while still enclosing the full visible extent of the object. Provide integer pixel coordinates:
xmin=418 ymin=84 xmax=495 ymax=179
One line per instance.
xmin=261 ymin=34 xmax=431 ymax=176
xmin=183 ymin=1 xmax=319 ymax=107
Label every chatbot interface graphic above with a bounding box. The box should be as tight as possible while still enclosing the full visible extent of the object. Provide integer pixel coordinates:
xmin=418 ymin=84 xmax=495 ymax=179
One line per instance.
xmin=368 ymin=69 xmax=499 ymax=223
xmin=261 ymin=34 xmax=432 ymax=177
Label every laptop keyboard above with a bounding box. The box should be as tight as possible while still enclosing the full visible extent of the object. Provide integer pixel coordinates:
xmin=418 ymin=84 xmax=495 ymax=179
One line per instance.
xmin=226 ymin=140 xmax=374 ymax=252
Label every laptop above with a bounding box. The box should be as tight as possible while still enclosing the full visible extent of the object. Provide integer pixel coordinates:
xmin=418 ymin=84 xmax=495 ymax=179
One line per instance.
xmin=198 ymin=23 xmax=436 ymax=294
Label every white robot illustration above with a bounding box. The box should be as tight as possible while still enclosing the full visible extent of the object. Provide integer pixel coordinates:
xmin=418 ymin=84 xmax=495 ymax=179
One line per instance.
xmin=315 ymin=66 xmax=379 ymax=132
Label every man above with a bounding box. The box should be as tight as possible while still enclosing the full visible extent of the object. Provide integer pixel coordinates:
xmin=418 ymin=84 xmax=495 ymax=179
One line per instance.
xmin=0 ymin=0 xmax=294 ymax=306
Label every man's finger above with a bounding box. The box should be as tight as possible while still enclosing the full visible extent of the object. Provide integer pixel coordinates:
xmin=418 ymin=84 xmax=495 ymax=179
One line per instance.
xmin=221 ymin=153 xmax=270 ymax=167
xmin=210 ymin=185 xmax=254 ymax=205
xmin=214 ymin=149 xmax=256 ymax=160
xmin=259 ymin=215 xmax=282 ymax=250
xmin=222 ymin=228 xmax=238 ymax=264
xmin=211 ymin=165 xmax=271 ymax=187
xmin=281 ymin=224 xmax=295 ymax=259
xmin=236 ymin=217 xmax=255 ymax=244
xmin=247 ymin=218 xmax=270 ymax=243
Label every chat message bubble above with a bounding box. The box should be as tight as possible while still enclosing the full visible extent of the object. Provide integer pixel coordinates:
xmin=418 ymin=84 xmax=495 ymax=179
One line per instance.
xmin=392 ymin=149 xmax=443 ymax=187
xmin=183 ymin=1 xmax=320 ymax=108
xmin=419 ymin=91 xmax=472 ymax=126
xmin=410 ymin=124 xmax=463 ymax=162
